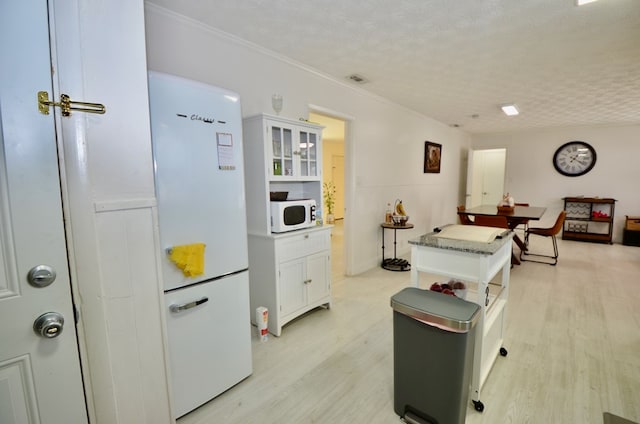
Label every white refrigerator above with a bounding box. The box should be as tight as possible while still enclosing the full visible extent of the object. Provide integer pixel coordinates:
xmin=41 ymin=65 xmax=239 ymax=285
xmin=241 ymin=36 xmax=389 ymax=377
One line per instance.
xmin=148 ymin=71 xmax=252 ymax=418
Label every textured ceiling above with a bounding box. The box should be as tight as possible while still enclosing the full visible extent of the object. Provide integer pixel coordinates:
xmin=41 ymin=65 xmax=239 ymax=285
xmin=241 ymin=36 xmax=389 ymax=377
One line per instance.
xmin=147 ymin=0 xmax=640 ymax=134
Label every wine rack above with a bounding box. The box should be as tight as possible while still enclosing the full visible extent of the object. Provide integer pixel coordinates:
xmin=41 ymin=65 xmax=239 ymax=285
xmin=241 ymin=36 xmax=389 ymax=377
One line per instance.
xmin=562 ymin=197 xmax=616 ymax=244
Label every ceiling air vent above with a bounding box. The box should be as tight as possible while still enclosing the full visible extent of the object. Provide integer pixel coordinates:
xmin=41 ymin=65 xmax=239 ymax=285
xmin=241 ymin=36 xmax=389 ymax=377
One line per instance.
xmin=347 ymin=74 xmax=369 ymax=84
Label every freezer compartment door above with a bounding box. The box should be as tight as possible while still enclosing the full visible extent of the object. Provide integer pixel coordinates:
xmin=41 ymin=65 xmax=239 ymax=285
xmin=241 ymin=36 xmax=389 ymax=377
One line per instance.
xmin=149 ymin=71 xmax=249 ymax=291
xmin=165 ymin=271 xmax=252 ymax=418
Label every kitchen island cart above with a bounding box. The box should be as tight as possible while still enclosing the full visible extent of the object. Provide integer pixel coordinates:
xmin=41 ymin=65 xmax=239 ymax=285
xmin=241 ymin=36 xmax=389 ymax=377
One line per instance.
xmin=409 ymin=225 xmax=512 ymax=412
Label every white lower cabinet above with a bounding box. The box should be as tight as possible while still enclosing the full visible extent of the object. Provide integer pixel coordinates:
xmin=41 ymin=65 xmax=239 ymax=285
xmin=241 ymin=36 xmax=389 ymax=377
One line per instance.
xmin=248 ymin=226 xmax=331 ymax=336
xmin=279 ymin=257 xmax=307 ymax=317
xmin=305 ymin=251 xmax=331 ymax=305
xmin=279 ymin=251 xmax=329 ymax=318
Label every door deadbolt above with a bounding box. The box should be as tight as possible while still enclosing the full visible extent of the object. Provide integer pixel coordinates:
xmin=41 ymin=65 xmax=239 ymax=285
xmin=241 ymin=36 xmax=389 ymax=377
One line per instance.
xmin=27 ymin=265 xmax=56 ymax=288
xmin=33 ymin=312 xmax=65 ymax=338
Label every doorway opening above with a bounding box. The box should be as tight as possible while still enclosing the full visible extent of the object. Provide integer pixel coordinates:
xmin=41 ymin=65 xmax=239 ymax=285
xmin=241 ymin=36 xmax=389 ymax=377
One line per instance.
xmin=308 ymin=111 xmax=347 ymax=281
xmin=466 ymin=148 xmax=506 ymax=208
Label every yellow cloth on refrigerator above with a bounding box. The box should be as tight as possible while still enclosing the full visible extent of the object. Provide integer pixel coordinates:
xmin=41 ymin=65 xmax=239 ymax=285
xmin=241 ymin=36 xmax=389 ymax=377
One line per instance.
xmin=168 ymin=243 xmax=206 ymax=277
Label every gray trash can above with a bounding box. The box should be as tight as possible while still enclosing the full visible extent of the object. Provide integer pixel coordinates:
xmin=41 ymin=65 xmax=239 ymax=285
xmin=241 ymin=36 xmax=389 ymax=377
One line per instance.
xmin=391 ymin=287 xmax=480 ymax=424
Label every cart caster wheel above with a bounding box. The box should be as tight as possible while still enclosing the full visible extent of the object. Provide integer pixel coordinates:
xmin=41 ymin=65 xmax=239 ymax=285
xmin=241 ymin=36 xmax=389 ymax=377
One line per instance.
xmin=473 ymin=400 xmax=484 ymax=412
xmin=500 ymin=347 xmax=508 ymax=357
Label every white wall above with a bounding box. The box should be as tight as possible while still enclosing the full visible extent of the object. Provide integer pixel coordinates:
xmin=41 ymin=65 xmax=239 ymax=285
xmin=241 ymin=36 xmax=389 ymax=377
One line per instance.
xmin=53 ymin=0 xmax=172 ymax=422
xmin=471 ymin=124 xmax=640 ymax=242
xmin=144 ymin=5 xmax=471 ymax=274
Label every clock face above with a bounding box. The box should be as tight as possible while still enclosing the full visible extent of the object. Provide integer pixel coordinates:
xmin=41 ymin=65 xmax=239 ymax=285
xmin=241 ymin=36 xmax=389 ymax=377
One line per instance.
xmin=553 ymin=141 xmax=597 ymax=177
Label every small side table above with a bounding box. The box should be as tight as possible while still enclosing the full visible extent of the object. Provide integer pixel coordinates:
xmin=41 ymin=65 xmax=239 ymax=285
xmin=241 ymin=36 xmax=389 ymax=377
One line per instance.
xmin=381 ymin=222 xmax=414 ymax=271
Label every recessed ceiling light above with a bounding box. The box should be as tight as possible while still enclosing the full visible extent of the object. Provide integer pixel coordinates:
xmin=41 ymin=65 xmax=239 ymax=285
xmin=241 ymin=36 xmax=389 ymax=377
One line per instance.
xmin=501 ymin=104 xmax=519 ymax=116
xmin=576 ymin=0 xmax=598 ymax=5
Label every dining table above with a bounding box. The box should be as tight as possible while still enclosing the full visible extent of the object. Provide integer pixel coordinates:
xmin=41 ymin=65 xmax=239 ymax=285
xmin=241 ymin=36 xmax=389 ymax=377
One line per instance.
xmin=458 ymin=204 xmax=547 ymax=264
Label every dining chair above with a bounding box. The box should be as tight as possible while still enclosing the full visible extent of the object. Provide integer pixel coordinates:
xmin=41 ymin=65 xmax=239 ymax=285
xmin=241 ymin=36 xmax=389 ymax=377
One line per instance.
xmin=457 ymin=205 xmax=474 ymax=225
xmin=520 ymin=211 xmax=566 ymax=265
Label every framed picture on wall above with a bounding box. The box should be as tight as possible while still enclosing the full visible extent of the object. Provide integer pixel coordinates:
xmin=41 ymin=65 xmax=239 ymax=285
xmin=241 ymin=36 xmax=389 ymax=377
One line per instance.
xmin=424 ymin=141 xmax=442 ymax=173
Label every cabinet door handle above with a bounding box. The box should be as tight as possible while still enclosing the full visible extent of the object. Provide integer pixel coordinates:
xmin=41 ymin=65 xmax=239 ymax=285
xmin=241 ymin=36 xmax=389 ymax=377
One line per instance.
xmin=304 ymin=279 xmax=312 ymax=284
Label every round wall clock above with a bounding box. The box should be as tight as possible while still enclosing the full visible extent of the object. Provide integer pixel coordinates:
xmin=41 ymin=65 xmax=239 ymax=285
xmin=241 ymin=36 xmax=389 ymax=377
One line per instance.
xmin=553 ymin=141 xmax=597 ymax=177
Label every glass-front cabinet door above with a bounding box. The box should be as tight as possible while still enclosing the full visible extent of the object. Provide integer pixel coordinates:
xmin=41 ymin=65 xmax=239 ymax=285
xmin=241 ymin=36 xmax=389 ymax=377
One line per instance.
xmin=299 ymin=130 xmax=318 ymax=178
xmin=267 ymin=119 xmax=321 ymax=180
xmin=270 ymin=124 xmax=294 ymax=178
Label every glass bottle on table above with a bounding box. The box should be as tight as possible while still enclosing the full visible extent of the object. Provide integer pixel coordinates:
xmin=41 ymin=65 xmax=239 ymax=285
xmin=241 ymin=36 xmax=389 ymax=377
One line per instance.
xmin=385 ymin=203 xmax=393 ymax=223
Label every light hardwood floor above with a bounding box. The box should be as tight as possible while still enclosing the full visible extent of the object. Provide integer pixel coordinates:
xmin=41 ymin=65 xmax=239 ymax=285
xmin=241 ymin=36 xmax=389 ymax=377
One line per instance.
xmin=178 ymin=223 xmax=640 ymax=424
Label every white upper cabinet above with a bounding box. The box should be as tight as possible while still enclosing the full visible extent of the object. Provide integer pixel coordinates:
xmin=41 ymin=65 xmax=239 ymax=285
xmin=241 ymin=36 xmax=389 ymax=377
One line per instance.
xmin=243 ymin=114 xmax=324 ymax=235
xmin=266 ymin=117 xmax=321 ymax=181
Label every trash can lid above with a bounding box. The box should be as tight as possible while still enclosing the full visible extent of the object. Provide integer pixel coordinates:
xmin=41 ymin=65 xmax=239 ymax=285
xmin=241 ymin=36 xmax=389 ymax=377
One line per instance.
xmin=391 ymin=287 xmax=480 ymax=333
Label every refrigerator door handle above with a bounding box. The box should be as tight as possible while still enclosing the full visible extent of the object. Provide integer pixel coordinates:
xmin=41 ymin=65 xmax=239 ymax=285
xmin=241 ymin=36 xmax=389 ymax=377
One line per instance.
xmin=169 ymin=297 xmax=209 ymax=313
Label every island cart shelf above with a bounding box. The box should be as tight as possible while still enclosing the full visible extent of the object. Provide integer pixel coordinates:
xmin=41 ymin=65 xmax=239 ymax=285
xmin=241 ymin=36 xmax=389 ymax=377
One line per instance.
xmin=409 ymin=227 xmax=513 ymax=412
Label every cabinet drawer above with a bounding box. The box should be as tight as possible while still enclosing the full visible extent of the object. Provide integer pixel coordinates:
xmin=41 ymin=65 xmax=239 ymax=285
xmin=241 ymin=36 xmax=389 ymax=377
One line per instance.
xmin=623 ymin=229 xmax=640 ymax=247
xmin=626 ymin=216 xmax=640 ymax=231
xmin=277 ymin=230 xmax=329 ymax=262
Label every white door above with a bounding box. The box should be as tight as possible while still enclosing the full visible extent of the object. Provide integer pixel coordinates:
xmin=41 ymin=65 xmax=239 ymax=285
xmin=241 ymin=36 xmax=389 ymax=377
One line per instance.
xmin=148 ymin=71 xmax=249 ymax=291
xmin=306 ymin=252 xmax=330 ymax=305
xmin=279 ymin=258 xmax=307 ymax=317
xmin=0 ymin=1 xmax=88 ymax=423
xmin=466 ymin=149 xmax=506 ymax=208
xmin=164 ymin=273 xmax=252 ymax=418
xmin=267 ymin=121 xmax=296 ymax=178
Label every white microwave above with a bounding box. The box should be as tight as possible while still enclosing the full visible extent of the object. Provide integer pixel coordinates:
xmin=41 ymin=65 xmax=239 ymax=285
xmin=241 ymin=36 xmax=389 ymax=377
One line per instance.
xmin=270 ymin=199 xmax=316 ymax=233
